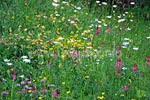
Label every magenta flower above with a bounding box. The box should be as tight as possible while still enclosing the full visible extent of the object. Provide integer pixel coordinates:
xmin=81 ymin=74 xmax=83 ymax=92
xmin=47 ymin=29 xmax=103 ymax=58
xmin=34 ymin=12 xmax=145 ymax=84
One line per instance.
xmin=1 ymin=91 xmax=7 ymax=96
xmin=115 ymin=59 xmax=122 ymax=76
xmin=96 ymin=26 xmax=99 ymax=35
xmin=122 ymin=85 xmax=129 ymax=91
xmin=132 ymin=64 xmax=137 ymax=72
xmin=11 ymin=71 xmax=16 ymax=81
xmin=146 ymin=56 xmax=150 ymax=67
xmin=116 ymin=59 xmax=122 ymax=69
xmin=52 ymin=90 xmax=59 ymax=98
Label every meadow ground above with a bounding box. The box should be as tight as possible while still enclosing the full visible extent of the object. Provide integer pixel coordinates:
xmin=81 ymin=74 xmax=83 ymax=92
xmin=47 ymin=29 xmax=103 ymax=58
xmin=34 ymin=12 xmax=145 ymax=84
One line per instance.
xmin=0 ymin=0 xmax=150 ymax=100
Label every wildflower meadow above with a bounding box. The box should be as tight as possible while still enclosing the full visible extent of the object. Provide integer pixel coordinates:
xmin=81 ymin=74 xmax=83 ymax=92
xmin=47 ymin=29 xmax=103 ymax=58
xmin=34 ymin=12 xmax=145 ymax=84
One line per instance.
xmin=0 ymin=0 xmax=150 ymax=100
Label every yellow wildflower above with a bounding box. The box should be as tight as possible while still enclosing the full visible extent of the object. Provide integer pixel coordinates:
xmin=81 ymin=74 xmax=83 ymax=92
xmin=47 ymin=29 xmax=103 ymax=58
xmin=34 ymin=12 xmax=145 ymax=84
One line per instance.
xmin=38 ymin=97 xmax=42 ymax=100
xmin=62 ymin=82 xmax=65 ymax=85
xmin=66 ymin=91 xmax=70 ymax=94
xmin=102 ymin=92 xmax=105 ymax=95
xmin=97 ymin=95 xmax=104 ymax=99
xmin=28 ymin=90 xmax=32 ymax=93
xmin=120 ymin=94 xmax=125 ymax=97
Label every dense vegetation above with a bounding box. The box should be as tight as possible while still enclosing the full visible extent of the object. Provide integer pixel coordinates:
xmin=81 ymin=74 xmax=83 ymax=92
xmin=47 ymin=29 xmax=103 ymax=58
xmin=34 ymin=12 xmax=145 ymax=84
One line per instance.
xmin=0 ymin=0 xmax=150 ymax=99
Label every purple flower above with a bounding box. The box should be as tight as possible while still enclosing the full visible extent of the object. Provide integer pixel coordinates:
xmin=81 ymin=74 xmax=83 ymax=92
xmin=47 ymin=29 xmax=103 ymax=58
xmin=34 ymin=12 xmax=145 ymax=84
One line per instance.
xmin=21 ymin=81 xmax=25 ymax=85
xmin=49 ymin=84 xmax=55 ymax=87
xmin=1 ymin=91 xmax=7 ymax=96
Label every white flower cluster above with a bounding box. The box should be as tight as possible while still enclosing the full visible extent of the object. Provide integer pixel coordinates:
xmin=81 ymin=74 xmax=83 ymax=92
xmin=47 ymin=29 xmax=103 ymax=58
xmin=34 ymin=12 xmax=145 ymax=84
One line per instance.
xmin=4 ymin=59 xmax=13 ymax=66
xmin=21 ymin=56 xmax=31 ymax=63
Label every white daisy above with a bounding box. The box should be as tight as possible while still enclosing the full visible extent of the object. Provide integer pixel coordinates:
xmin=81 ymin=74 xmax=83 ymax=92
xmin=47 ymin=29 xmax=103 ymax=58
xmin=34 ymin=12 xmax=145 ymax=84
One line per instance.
xmin=4 ymin=59 xmax=10 ymax=62
xmin=133 ymin=47 xmax=139 ymax=51
xmin=21 ymin=56 xmax=28 ymax=59
xmin=23 ymin=59 xmax=31 ymax=63
xmin=7 ymin=62 xmax=13 ymax=66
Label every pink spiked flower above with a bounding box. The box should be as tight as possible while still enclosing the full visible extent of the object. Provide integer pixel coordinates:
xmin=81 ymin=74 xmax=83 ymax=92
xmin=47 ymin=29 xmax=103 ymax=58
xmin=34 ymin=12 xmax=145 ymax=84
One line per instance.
xmin=32 ymin=85 xmax=37 ymax=93
xmin=132 ymin=64 xmax=137 ymax=72
xmin=53 ymin=51 xmax=57 ymax=58
xmin=146 ymin=56 xmax=150 ymax=67
xmin=122 ymin=85 xmax=129 ymax=91
xmin=116 ymin=59 xmax=122 ymax=69
xmin=115 ymin=59 xmax=122 ymax=76
xmin=12 ymin=71 xmax=16 ymax=81
xmin=96 ymin=26 xmax=99 ymax=35
xmin=52 ymin=90 xmax=59 ymax=98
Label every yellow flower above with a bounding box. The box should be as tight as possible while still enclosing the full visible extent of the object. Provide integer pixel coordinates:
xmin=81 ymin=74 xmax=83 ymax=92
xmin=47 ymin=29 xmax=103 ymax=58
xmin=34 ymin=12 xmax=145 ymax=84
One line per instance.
xmin=28 ymin=90 xmax=32 ymax=93
xmin=58 ymin=63 xmax=62 ymax=67
xmin=85 ymin=76 xmax=89 ymax=78
xmin=97 ymin=96 xmax=104 ymax=99
xmin=120 ymin=94 xmax=125 ymax=97
xmin=61 ymin=6 xmax=64 ymax=9
xmin=62 ymin=82 xmax=65 ymax=85
xmin=33 ymin=80 xmax=35 ymax=82
xmin=102 ymin=92 xmax=105 ymax=95
xmin=66 ymin=91 xmax=70 ymax=94
xmin=12 ymin=16 xmax=15 ymax=19
xmin=49 ymin=48 xmax=53 ymax=51
xmin=43 ymin=77 xmax=46 ymax=80
xmin=61 ymin=54 xmax=65 ymax=60
xmin=38 ymin=97 xmax=42 ymax=100
xmin=131 ymin=99 xmax=135 ymax=100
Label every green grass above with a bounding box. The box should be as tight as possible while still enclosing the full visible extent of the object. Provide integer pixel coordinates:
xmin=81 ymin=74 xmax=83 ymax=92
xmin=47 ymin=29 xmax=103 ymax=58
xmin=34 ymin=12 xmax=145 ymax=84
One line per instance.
xmin=0 ymin=0 xmax=150 ymax=100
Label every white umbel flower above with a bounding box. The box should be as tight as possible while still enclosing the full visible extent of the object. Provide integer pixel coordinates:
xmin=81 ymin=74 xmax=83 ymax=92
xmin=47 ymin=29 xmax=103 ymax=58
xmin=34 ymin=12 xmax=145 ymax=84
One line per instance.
xmin=23 ymin=59 xmax=31 ymax=63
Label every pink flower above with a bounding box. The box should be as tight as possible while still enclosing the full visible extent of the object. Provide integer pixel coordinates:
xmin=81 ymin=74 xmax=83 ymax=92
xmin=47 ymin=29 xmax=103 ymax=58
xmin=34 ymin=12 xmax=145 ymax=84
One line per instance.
xmin=1 ymin=91 xmax=7 ymax=96
xmin=132 ymin=64 xmax=137 ymax=72
xmin=12 ymin=71 xmax=16 ymax=81
xmin=116 ymin=59 xmax=122 ymax=69
xmin=115 ymin=59 xmax=122 ymax=76
xmin=96 ymin=26 xmax=99 ymax=35
xmin=122 ymin=85 xmax=129 ymax=91
xmin=40 ymin=81 xmax=47 ymax=93
xmin=53 ymin=51 xmax=57 ymax=58
xmin=146 ymin=56 xmax=150 ymax=67
xmin=52 ymin=90 xmax=59 ymax=98
xmin=32 ymin=85 xmax=37 ymax=93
